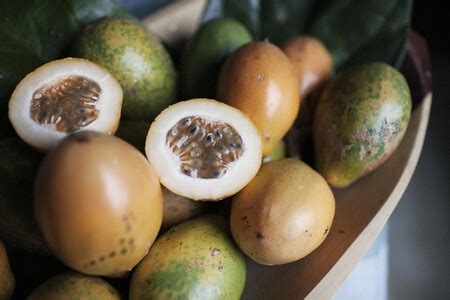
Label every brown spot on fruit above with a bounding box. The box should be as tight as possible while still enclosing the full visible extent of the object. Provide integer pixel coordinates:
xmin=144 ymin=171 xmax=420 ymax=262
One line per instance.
xmin=211 ymin=248 xmax=221 ymax=256
xmin=33 ymin=132 xmax=163 ymax=276
xmin=256 ymin=232 xmax=265 ymax=240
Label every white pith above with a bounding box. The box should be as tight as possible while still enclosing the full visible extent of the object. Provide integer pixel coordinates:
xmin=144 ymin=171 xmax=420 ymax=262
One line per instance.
xmin=8 ymin=57 xmax=123 ymax=151
xmin=145 ymin=99 xmax=262 ymax=201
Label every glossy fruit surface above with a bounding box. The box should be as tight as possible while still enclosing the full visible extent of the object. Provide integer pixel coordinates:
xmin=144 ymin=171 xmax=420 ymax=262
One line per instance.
xmin=34 ymin=131 xmax=163 ymax=276
xmin=217 ymin=41 xmax=300 ymax=155
xmin=231 ymin=159 xmax=335 ymax=265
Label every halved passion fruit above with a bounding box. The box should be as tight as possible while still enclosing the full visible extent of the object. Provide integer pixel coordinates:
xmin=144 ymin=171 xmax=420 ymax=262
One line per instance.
xmin=9 ymin=57 xmax=122 ymax=151
xmin=145 ymin=99 xmax=262 ymax=201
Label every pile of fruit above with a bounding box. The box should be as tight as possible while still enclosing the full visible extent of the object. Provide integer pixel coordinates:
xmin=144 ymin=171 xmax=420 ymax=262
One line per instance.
xmin=0 ymin=8 xmax=412 ymax=300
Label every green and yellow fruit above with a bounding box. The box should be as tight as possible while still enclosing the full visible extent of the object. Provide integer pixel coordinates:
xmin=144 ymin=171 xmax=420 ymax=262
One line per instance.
xmin=313 ymin=62 xmax=412 ymax=187
xmin=28 ymin=272 xmax=120 ymax=300
xmin=34 ymin=131 xmax=163 ymax=276
xmin=218 ymin=41 xmax=300 ymax=156
xmin=73 ymin=17 xmax=177 ymax=121
xmin=0 ymin=240 xmax=15 ymax=300
xmin=180 ymin=17 xmax=252 ymax=99
xmin=130 ymin=215 xmax=246 ymax=300
xmin=231 ymin=158 xmax=335 ymax=265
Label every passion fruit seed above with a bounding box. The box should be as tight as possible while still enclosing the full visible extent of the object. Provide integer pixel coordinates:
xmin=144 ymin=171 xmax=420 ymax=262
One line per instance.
xmin=30 ymin=75 xmax=100 ymax=133
xmin=166 ymin=116 xmax=244 ymax=179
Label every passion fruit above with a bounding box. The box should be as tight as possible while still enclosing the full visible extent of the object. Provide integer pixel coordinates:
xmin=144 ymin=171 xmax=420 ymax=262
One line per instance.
xmin=161 ymin=186 xmax=207 ymax=232
xmin=129 ymin=215 xmax=246 ymax=300
xmin=313 ymin=63 xmax=412 ymax=187
xmin=0 ymin=240 xmax=15 ymax=300
xmin=282 ymin=36 xmax=333 ymax=98
xmin=145 ymin=98 xmax=262 ymax=201
xmin=230 ymin=158 xmax=335 ymax=265
xmin=8 ymin=58 xmax=123 ymax=152
xmin=73 ymin=17 xmax=177 ymax=121
xmin=179 ymin=17 xmax=252 ymax=99
xmin=28 ymin=272 xmax=120 ymax=300
xmin=34 ymin=131 xmax=163 ymax=276
xmin=217 ymin=41 xmax=300 ymax=156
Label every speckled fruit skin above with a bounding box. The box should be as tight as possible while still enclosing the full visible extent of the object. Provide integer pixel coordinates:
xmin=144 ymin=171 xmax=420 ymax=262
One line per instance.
xmin=0 ymin=240 xmax=15 ymax=300
xmin=230 ymin=159 xmax=335 ymax=265
xmin=161 ymin=186 xmax=206 ymax=232
xmin=313 ymin=63 xmax=412 ymax=188
xmin=217 ymin=41 xmax=300 ymax=156
xmin=28 ymin=272 xmax=120 ymax=300
xmin=33 ymin=131 xmax=163 ymax=276
xmin=129 ymin=215 xmax=246 ymax=300
xmin=180 ymin=17 xmax=252 ymax=99
xmin=73 ymin=17 xmax=177 ymax=121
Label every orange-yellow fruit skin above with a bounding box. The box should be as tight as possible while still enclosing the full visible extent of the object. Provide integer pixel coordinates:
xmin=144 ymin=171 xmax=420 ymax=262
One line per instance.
xmin=230 ymin=159 xmax=335 ymax=265
xmin=34 ymin=131 xmax=163 ymax=276
xmin=282 ymin=36 xmax=333 ymax=98
xmin=217 ymin=41 xmax=300 ymax=156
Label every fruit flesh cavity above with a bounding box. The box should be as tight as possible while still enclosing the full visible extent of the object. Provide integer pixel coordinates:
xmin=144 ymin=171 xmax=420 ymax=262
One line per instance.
xmin=167 ymin=116 xmax=244 ymax=179
xmin=8 ymin=57 xmax=123 ymax=151
xmin=30 ymin=75 xmax=101 ymax=133
xmin=145 ymin=98 xmax=262 ymax=201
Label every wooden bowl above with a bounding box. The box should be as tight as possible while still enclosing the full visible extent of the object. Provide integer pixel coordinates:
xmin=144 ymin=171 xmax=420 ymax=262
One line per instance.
xmin=143 ymin=1 xmax=432 ymax=298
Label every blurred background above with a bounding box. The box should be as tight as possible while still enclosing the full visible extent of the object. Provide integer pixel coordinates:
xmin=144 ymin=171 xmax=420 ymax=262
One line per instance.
xmin=117 ymin=1 xmax=449 ymax=299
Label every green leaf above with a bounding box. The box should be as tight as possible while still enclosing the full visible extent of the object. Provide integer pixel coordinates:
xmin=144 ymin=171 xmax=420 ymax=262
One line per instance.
xmin=202 ymin=0 xmax=412 ymax=69
xmin=0 ymin=0 xmax=130 ymax=110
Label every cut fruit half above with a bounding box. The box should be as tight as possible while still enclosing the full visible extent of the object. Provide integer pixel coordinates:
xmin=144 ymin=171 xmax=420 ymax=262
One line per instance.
xmin=9 ymin=57 xmax=123 ymax=151
xmin=145 ymin=99 xmax=262 ymax=201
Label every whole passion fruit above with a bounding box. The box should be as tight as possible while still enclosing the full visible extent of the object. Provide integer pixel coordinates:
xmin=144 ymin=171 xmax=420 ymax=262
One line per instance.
xmin=73 ymin=17 xmax=177 ymax=121
xmin=145 ymin=98 xmax=262 ymax=201
xmin=130 ymin=215 xmax=246 ymax=300
xmin=34 ymin=131 xmax=163 ymax=276
xmin=8 ymin=58 xmax=122 ymax=152
xmin=217 ymin=41 xmax=300 ymax=156
xmin=230 ymin=158 xmax=335 ymax=265
xmin=313 ymin=63 xmax=412 ymax=187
